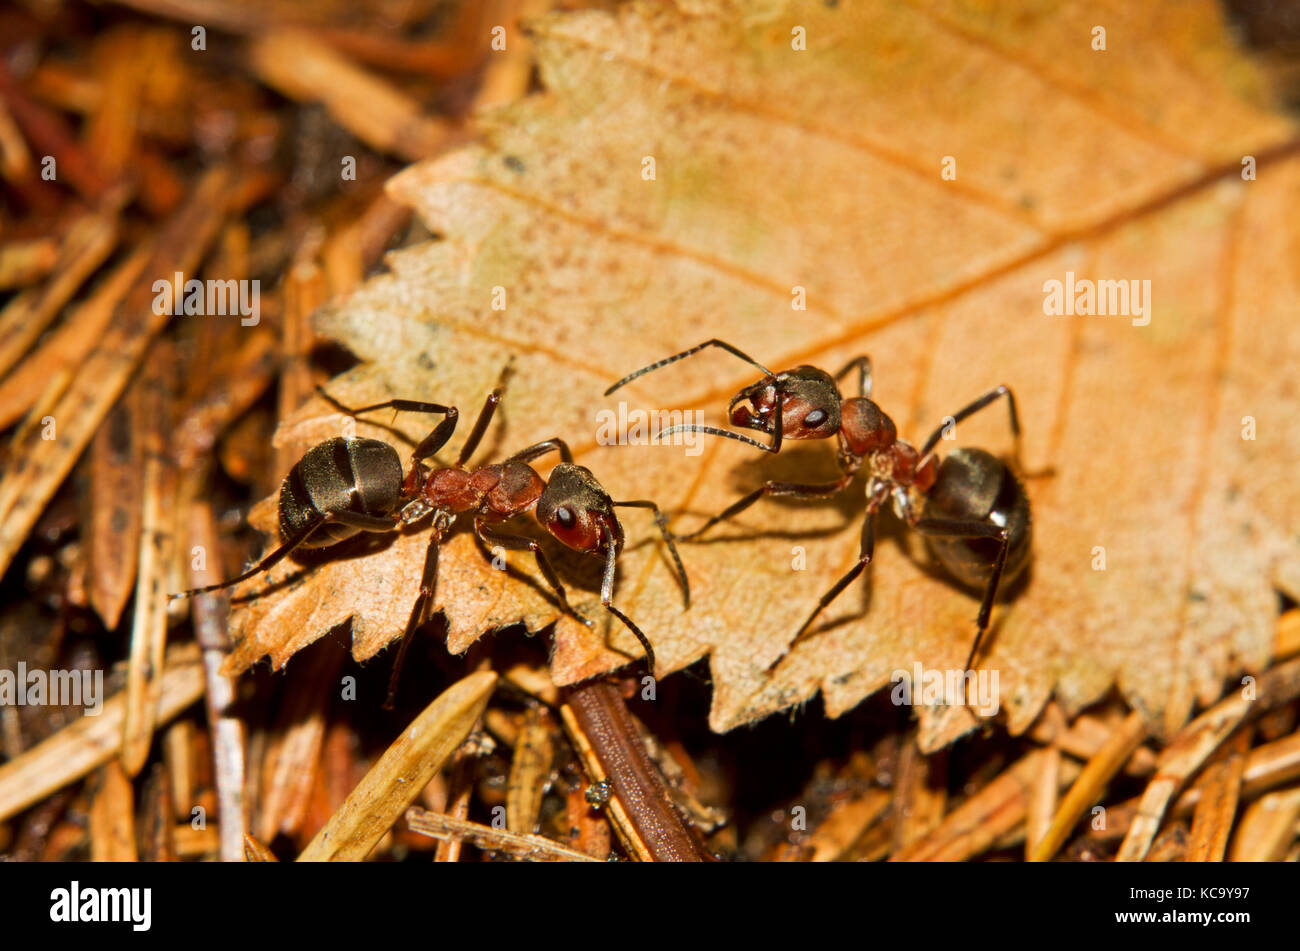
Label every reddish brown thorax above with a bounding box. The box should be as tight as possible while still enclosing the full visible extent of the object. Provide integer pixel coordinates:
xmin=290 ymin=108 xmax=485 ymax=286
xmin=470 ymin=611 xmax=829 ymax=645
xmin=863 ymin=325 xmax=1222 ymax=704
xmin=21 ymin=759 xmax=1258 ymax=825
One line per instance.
xmin=420 ymin=461 xmax=544 ymax=518
xmin=837 ymin=397 xmax=937 ymax=493
xmin=885 ymin=441 xmax=938 ymax=493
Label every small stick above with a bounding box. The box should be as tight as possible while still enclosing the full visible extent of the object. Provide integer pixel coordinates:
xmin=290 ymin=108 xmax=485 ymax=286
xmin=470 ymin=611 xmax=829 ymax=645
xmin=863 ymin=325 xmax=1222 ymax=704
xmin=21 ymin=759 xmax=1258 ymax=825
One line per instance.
xmin=560 ymin=679 xmax=714 ymax=862
xmin=406 ymin=808 xmax=600 ymax=863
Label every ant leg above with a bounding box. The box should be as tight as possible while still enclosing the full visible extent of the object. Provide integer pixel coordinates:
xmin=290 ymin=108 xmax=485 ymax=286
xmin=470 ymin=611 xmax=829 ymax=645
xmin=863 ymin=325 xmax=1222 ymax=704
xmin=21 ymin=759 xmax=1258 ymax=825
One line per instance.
xmin=767 ymin=511 xmax=877 ymax=671
xmin=613 ymin=499 xmax=690 ymax=608
xmin=383 ymin=516 xmax=447 ymax=710
xmin=505 ymin=438 xmax=574 ymax=466
xmin=676 ymin=474 xmax=855 ymax=542
xmin=454 ymin=364 xmax=514 ymax=466
xmin=316 ymin=386 xmax=459 ymax=464
xmin=912 ymin=517 xmax=1010 ymax=671
xmin=834 ymin=355 xmax=873 ymax=399
xmin=605 ymin=339 xmax=774 ymax=396
xmin=170 ymin=507 xmax=401 ymax=600
xmin=595 ymin=526 xmax=657 ymax=676
xmin=918 ymin=385 xmax=1022 ymax=469
xmin=474 ymin=519 xmax=593 ymax=627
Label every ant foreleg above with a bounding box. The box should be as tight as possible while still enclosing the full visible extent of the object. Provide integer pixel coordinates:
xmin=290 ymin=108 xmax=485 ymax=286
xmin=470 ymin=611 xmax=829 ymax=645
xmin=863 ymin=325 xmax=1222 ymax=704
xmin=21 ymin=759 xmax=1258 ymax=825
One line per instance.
xmin=613 ymin=499 xmax=689 ymax=608
xmin=912 ymin=517 xmax=1010 ymax=673
xmin=505 ymin=438 xmax=574 ymax=466
xmin=767 ymin=510 xmax=877 ymax=671
xmin=604 ymin=339 xmax=774 ymax=396
xmin=676 ymin=474 xmax=854 ymax=542
xmin=454 ymin=363 xmax=514 ymax=467
xmin=918 ymin=384 xmax=1022 ymax=469
xmin=595 ymin=527 xmax=657 ymax=675
xmin=474 ymin=519 xmax=592 ymax=627
xmin=834 ymin=355 xmax=873 ymax=399
xmin=316 ymin=387 xmax=460 ymax=465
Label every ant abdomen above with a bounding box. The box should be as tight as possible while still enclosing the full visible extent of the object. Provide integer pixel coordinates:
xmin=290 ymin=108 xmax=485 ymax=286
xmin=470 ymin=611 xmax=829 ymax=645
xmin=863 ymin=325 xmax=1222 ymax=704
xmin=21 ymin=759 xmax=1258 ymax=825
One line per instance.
xmin=921 ymin=447 xmax=1032 ymax=590
xmin=279 ymin=437 xmax=404 ymax=548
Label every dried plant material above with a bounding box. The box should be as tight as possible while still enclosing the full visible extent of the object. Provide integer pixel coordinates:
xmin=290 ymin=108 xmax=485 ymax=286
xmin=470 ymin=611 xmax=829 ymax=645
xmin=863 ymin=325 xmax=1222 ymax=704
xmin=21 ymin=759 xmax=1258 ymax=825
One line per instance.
xmin=1184 ymin=728 xmax=1251 ymax=861
xmin=89 ymin=760 xmax=137 ymax=862
xmin=86 ymin=392 xmax=145 ymax=630
xmin=1030 ymin=711 xmax=1159 ymax=776
xmin=406 ymin=807 xmax=601 ymax=862
xmin=1277 ymin=608 xmax=1300 ymax=659
xmin=277 ymin=244 xmax=328 ymax=476
xmin=563 ymin=785 xmax=611 ymax=859
xmin=121 ymin=362 xmax=177 ymax=777
xmin=243 ymin=833 xmax=279 ymax=862
xmin=163 ymin=721 xmax=193 ymax=819
xmin=297 ymin=670 xmax=497 ymax=862
xmin=1117 ymin=655 xmax=1300 ymax=861
xmin=799 ymin=788 xmax=891 ymax=862
xmin=1228 ymin=786 xmax=1300 ymax=861
xmin=0 ymin=237 xmax=59 ymax=290
xmin=173 ymin=824 xmax=219 ymax=859
xmin=0 ymin=644 xmax=204 ymax=822
xmin=0 ymin=167 xmax=230 ymax=582
xmin=1028 ymin=710 xmax=1147 ymax=862
xmin=1146 ymin=822 xmax=1191 ymax=862
xmin=0 ymin=97 xmax=31 ymax=179
xmin=0 ymin=219 xmax=134 ymax=427
xmin=894 ymin=750 xmax=1080 ymax=862
xmin=248 ymin=30 xmax=457 ymax=162
xmin=183 ymin=496 xmax=247 ymax=863
xmin=172 ymin=329 xmax=278 ymax=470
xmin=1087 ymin=727 xmax=1300 ymax=844
xmin=560 ymin=680 xmax=713 ymax=862
xmin=256 ymin=643 xmax=342 ymax=841
xmin=506 ymin=706 xmax=554 ymax=834
xmin=433 ymin=746 xmax=476 ymax=864
xmin=223 ymin=0 xmax=1300 ymax=749
xmin=139 ymin=763 xmax=177 ymax=862
xmin=890 ymin=740 xmax=947 ymax=853
xmin=0 ymin=62 xmax=113 ymax=201
xmin=474 ymin=0 xmax=555 ymax=109
xmin=1025 ymin=746 xmax=1060 ymax=860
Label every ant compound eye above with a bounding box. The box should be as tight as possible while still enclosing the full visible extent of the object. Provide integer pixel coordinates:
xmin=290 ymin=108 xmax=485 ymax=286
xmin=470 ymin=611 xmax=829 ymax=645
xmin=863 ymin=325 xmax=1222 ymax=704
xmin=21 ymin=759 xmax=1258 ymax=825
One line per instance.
xmin=804 ymin=409 xmax=828 ymax=428
xmin=555 ymin=505 xmax=576 ymax=529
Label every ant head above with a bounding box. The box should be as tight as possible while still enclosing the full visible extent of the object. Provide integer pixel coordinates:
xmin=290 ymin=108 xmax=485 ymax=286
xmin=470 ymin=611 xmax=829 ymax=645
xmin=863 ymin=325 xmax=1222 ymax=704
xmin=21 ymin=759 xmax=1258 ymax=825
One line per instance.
xmin=537 ymin=463 xmax=623 ymax=554
xmin=729 ymin=366 xmax=841 ymax=441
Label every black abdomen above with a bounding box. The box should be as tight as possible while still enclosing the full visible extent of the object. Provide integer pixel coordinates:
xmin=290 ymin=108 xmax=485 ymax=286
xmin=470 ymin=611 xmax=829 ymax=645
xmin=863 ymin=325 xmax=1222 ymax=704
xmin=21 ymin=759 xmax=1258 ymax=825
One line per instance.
xmin=920 ymin=448 xmax=1031 ymax=590
xmin=278 ymin=437 xmax=403 ymax=548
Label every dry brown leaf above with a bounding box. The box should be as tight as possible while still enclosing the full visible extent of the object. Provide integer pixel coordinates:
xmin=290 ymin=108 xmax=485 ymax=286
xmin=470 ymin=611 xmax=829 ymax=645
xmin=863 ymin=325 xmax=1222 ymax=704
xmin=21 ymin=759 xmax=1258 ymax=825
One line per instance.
xmin=223 ymin=0 xmax=1300 ymax=749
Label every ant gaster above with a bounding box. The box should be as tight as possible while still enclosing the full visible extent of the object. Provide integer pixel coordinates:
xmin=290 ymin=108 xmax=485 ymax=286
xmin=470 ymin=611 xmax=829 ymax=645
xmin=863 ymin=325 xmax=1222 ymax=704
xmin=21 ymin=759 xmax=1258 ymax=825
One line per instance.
xmin=173 ymin=366 xmax=689 ymax=705
xmin=606 ymin=339 xmax=1031 ymax=672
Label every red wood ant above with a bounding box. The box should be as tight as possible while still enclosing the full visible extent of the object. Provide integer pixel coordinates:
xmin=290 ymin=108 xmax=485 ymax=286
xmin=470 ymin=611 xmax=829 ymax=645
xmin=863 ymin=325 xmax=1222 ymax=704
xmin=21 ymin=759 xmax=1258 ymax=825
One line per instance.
xmin=606 ymin=339 xmax=1031 ymax=672
xmin=172 ymin=367 xmax=689 ymax=704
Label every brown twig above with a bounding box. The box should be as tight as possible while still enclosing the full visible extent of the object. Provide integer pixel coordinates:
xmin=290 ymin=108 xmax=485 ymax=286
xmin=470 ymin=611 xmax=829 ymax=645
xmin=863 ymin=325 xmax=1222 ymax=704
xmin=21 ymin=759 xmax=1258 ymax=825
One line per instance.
xmin=560 ymin=679 xmax=714 ymax=862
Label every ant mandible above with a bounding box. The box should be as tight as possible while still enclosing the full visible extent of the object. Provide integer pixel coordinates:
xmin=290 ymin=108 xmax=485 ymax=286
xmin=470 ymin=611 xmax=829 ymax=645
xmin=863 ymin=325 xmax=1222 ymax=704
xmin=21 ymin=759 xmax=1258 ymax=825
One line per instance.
xmin=606 ymin=339 xmax=1031 ymax=672
xmin=172 ymin=365 xmax=690 ymax=705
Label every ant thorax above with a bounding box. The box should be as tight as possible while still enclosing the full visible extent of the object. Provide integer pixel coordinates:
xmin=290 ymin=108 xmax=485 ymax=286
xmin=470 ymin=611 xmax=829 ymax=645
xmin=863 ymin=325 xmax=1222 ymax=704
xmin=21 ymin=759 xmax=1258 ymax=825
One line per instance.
xmin=864 ymin=439 xmax=938 ymax=518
